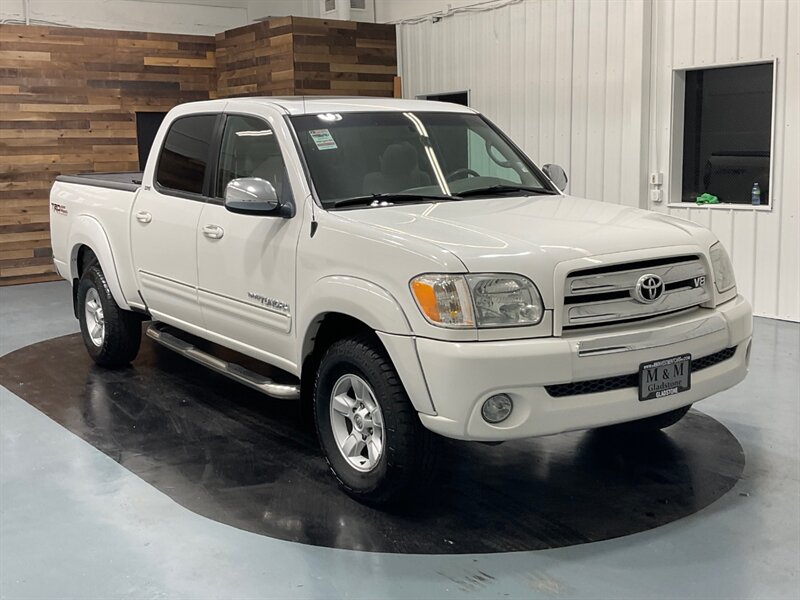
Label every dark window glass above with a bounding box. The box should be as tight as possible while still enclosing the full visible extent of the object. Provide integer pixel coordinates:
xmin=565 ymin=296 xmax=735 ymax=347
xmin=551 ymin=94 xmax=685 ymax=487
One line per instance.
xmin=422 ymin=91 xmax=469 ymax=106
xmin=682 ymin=63 xmax=773 ymax=205
xmin=291 ymin=111 xmax=547 ymax=207
xmin=156 ymin=114 xmax=217 ymax=195
xmin=216 ymin=115 xmax=290 ymax=201
xmin=135 ymin=112 xmax=167 ymax=170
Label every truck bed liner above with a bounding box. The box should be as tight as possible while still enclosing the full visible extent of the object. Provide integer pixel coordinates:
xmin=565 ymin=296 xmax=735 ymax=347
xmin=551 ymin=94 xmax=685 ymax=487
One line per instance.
xmin=56 ymin=172 xmax=143 ymax=193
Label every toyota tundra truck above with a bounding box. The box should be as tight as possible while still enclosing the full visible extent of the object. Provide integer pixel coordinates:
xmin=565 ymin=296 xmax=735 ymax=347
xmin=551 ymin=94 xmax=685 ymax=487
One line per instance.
xmin=49 ymin=97 xmax=752 ymax=504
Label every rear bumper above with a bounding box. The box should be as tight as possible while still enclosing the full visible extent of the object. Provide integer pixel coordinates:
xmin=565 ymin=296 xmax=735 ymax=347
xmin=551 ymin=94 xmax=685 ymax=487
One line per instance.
xmin=415 ymin=295 xmax=752 ymax=441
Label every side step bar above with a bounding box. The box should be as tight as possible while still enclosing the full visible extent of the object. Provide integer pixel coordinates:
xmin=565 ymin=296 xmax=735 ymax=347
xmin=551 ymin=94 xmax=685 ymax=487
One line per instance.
xmin=146 ymin=323 xmax=301 ymax=400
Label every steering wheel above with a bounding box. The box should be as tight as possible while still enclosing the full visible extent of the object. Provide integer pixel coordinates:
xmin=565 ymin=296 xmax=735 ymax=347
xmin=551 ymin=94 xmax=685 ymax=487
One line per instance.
xmin=445 ymin=168 xmax=481 ymax=182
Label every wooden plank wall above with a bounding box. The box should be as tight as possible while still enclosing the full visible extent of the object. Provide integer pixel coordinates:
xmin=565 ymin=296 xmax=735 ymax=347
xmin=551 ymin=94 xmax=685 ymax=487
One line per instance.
xmin=216 ymin=17 xmax=397 ymax=98
xmin=215 ymin=17 xmax=295 ymax=98
xmin=291 ymin=18 xmax=397 ymax=97
xmin=0 ymin=24 xmax=216 ymax=285
xmin=0 ymin=17 xmax=396 ymax=286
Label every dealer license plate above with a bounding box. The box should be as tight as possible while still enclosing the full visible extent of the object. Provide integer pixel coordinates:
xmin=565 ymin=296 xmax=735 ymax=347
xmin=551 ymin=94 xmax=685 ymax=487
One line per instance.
xmin=638 ymin=354 xmax=691 ymax=401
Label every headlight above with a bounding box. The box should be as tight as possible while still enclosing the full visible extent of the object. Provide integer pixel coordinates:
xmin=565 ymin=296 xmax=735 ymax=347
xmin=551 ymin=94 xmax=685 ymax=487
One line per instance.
xmin=410 ymin=273 xmax=544 ymax=328
xmin=467 ymin=274 xmax=544 ymax=326
xmin=709 ymin=242 xmax=736 ymax=293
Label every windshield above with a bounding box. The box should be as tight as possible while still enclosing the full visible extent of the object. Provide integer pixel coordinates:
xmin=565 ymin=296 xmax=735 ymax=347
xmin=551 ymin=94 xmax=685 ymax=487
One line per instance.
xmin=290 ymin=111 xmax=553 ymax=208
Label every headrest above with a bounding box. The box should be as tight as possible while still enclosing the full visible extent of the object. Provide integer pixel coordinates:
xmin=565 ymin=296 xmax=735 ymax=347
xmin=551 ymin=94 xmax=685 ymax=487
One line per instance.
xmin=381 ymin=142 xmax=418 ymax=176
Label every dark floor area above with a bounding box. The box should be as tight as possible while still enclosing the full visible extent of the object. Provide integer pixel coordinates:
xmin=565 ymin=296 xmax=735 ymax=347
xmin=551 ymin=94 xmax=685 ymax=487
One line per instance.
xmin=0 ymin=331 xmax=745 ymax=554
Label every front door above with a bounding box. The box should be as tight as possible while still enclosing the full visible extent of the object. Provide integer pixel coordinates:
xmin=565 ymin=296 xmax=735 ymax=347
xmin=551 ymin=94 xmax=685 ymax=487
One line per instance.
xmin=131 ymin=113 xmax=218 ymax=330
xmin=196 ymin=112 xmax=301 ymax=373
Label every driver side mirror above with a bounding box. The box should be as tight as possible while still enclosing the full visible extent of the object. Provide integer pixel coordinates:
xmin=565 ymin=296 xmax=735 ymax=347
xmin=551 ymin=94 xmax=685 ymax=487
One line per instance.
xmin=224 ymin=177 xmax=294 ymax=218
xmin=542 ymin=164 xmax=568 ymax=192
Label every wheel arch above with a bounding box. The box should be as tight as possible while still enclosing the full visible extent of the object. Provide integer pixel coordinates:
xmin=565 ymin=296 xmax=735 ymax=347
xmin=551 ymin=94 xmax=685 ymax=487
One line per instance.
xmin=68 ymin=215 xmax=130 ymax=311
xmin=298 ymin=276 xmax=411 ymax=364
xmin=298 ymin=277 xmax=435 ymax=415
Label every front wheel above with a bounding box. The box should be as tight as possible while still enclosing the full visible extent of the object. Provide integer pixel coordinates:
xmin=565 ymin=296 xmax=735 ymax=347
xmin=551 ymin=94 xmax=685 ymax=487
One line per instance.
xmin=313 ymin=334 xmax=438 ymax=505
xmin=77 ymin=264 xmax=142 ymax=368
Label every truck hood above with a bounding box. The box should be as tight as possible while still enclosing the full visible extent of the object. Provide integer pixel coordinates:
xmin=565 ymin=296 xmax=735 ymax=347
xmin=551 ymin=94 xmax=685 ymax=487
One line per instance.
xmin=341 ymin=195 xmax=715 ymax=303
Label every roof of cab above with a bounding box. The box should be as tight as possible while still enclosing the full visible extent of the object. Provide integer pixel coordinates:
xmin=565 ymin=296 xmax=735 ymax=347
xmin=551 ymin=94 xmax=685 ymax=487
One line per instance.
xmin=230 ymin=96 xmax=477 ymax=115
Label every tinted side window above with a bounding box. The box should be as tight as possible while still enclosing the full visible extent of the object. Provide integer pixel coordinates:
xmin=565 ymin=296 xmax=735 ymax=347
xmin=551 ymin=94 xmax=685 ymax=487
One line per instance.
xmin=217 ymin=115 xmax=290 ymax=201
xmin=156 ymin=114 xmax=217 ymax=195
xmin=136 ymin=112 xmax=167 ymax=171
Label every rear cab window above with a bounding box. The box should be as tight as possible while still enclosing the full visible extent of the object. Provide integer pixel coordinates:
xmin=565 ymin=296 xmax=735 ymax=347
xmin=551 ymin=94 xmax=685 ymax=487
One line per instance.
xmin=155 ymin=114 xmax=218 ymax=196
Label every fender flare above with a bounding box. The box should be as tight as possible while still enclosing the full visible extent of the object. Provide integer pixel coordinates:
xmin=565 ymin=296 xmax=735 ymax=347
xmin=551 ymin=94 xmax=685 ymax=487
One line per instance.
xmin=299 ymin=276 xmax=412 ymax=358
xmin=68 ymin=215 xmax=131 ymax=310
xmin=298 ymin=276 xmax=436 ymax=415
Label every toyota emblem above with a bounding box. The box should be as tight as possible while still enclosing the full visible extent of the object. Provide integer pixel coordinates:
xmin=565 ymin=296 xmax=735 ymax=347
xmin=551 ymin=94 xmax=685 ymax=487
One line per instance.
xmin=634 ymin=274 xmax=665 ymax=303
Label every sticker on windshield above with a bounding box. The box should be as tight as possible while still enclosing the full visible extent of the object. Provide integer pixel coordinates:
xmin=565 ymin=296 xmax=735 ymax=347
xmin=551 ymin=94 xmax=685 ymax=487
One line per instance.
xmin=309 ymin=129 xmax=338 ymax=151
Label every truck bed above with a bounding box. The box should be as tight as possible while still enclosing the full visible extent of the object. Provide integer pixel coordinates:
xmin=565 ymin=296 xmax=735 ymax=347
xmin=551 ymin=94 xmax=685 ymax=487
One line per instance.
xmin=50 ymin=172 xmax=142 ymax=300
xmin=56 ymin=172 xmax=143 ymax=192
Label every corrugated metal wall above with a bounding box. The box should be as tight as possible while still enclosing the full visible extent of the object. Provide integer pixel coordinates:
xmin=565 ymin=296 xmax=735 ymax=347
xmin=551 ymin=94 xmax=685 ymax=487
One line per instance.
xmin=650 ymin=0 xmax=799 ymax=321
xmin=398 ymin=0 xmax=799 ymax=321
xmin=399 ymin=0 xmax=651 ymax=207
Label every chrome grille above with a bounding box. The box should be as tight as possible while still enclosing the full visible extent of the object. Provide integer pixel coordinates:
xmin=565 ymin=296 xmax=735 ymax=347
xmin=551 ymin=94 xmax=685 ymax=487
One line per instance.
xmin=562 ymin=256 xmax=710 ymax=329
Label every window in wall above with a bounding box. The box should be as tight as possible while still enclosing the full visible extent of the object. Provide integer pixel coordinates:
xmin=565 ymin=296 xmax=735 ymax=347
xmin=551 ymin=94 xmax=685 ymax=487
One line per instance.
xmin=419 ymin=91 xmax=470 ymax=107
xmin=135 ymin=112 xmax=167 ymax=171
xmin=155 ymin=114 xmax=217 ymax=196
xmin=216 ymin=115 xmax=291 ymax=202
xmin=324 ymin=0 xmax=335 ymax=12
xmin=681 ymin=62 xmax=773 ymax=205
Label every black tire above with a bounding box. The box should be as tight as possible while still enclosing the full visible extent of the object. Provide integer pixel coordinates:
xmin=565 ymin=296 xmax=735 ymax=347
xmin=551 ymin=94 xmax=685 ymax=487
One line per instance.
xmin=602 ymin=404 xmax=692 ymax=434
xmin=77 ymin=264 xmax=142 ymax=368
xmin=313 ymin=334 xmax=438 ymax=505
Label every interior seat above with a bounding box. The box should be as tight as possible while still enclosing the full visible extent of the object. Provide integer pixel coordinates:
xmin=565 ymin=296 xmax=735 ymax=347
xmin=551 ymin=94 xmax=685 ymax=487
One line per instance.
xmin=363 ymin=142 xmax=431 ymax=194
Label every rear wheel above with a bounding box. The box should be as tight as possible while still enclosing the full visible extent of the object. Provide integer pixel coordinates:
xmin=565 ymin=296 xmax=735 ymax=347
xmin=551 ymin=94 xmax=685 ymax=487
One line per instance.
xmin=602 ymin=405 xmax=692 ymax=434
xmin=313 ymin=334 xmax=438 ymax=505
xmin=77 ymin=264 xmax=142 ymax=368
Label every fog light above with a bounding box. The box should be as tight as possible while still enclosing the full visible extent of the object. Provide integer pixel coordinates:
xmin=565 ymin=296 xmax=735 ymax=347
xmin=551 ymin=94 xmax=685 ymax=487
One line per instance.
xmin=481 ymin=394 xmax=513 ymax=424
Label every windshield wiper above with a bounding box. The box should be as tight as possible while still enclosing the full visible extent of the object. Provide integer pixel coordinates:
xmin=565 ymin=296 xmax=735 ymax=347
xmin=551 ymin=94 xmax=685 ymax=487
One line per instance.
xmin=455 ymin=185 xmax=558 ymax=198
xmin=332 ymin=193 xmax=458 ymax=208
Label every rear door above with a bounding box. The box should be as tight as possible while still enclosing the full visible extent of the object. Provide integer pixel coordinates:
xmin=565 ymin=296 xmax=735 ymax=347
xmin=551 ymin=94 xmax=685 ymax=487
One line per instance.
xmin=196 ymin=110 xmax=303 ymax=372
xmin=131 ymin=113 xmax=220 ymax=330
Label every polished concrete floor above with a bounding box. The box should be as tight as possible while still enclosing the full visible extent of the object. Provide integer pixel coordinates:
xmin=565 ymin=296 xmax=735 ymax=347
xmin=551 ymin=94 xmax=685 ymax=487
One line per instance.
xmin=2 ymin=281 xmax=799 ymax=599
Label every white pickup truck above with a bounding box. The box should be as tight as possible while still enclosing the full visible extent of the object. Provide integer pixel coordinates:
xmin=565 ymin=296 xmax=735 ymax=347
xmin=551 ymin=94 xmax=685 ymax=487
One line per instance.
xmin=50 ymin=97 xmax=752 ymax=503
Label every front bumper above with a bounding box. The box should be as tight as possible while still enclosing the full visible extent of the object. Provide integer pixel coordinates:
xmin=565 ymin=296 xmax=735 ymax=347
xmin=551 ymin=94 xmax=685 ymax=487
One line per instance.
xmin=415 ymin=295 xmax=752 ymax=441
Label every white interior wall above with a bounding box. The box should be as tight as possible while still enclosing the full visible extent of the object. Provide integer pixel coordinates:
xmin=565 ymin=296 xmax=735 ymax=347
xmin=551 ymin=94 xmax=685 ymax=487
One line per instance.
xmin=398 ymin=0 xmax=651 ymax=208
xmin=650 ymin=0 xmax=799 ymax=322
xmin=247 ymin=0 xmax=319 ymax=21
xmin=0 ymin=0 xmax=247 ymax=34
xmin=375 ymin=0 xmax=490 ymax=22
xmin=399 ymin=0 xmax=799 ymax=321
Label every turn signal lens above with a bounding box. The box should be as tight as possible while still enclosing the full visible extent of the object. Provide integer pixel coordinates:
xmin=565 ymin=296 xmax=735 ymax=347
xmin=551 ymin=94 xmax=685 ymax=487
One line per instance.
xmin=410 ymin=275 xmax=475 ymax=327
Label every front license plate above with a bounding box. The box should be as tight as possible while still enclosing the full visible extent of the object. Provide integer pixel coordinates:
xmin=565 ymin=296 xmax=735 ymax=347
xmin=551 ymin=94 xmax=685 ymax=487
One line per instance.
xmin=639 ymin=354 xmax=691 ymax=401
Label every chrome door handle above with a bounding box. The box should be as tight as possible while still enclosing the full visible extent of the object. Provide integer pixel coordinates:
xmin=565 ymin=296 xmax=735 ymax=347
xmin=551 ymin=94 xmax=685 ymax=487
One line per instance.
xmin=135 ymin=211 xmax=152 ymax=224
xmin=202 ymin=225 xmax=224 ymax=240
